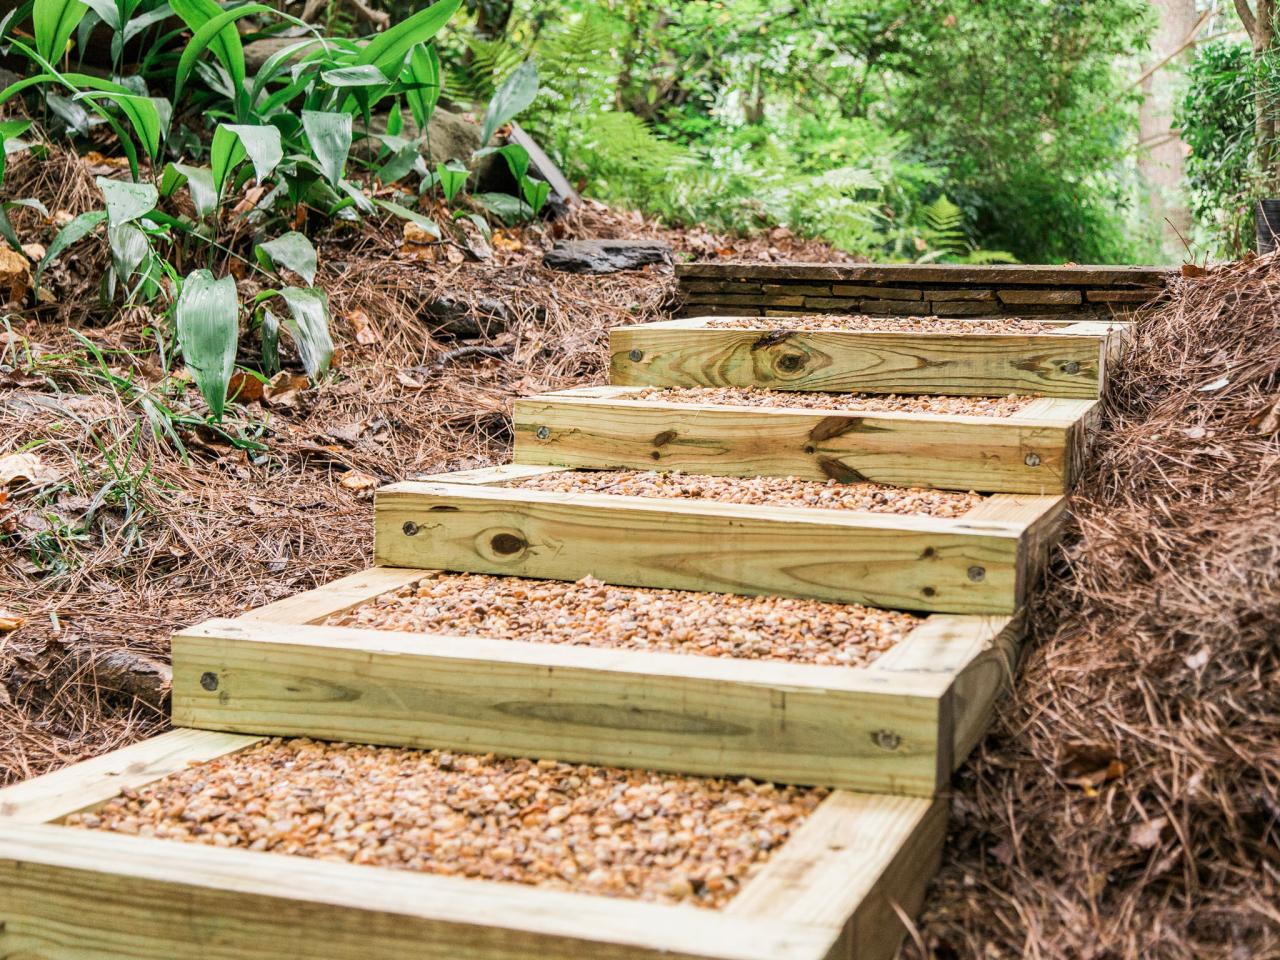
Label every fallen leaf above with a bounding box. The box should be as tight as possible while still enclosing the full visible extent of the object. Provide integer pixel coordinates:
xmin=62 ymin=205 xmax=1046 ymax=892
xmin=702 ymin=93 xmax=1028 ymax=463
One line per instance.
xmin=1184 ymin=647 xmax=1210 ymax=670
xmin=1183 ymin=425 xmax=1207 ymax=439
xmin=1250 ymin=396 xmax=1280 ymax=435
xmin=491 ymin=231 xmax=523 ymax=253
xmin=1059 ymin=744 xmax=1126 ymax=795
xmin=0 ymin=451 xmax=62 ymax=488
xmin=0 ymin=609 xmax=25 ymax=632
xmin=339 ymin=469 xmax=379 ymax=496
xmin=396 ymin=371 xmax=425 ymax=389
xmin=348 ymin=307 xmax=380 ymax=345
xmin=1128 ymin=816 xmax=1168 ymax=850
xmin=52 ymin=210 xmax=75 ymax=227
xmin=227 ymin=372 xmax=266 ymax=404
xmin=21 ymin=242 xmax=46 ymax=261
xmin=403 ymin=220 xmax=437 ymax=245
xmin=0 ymin=245 xmax=31 ymax=303
xmin=1198 ymin=376 xmax=1229 ymax=392
xmin=232 ymin=185 xmax=267 ymax=217
xmin=262 ymin=371 xmax=309 ymax=408
xmin=1181 ymin=262 xmax=1209 ymax=278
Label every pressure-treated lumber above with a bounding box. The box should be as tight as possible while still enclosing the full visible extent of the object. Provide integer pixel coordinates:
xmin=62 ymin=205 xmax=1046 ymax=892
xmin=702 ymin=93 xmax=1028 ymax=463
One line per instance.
xmin=610 ymin=317 xmax=1119 ymax=398
xmin=0 ymin=734 xmax=942 ymax=960
xmin=512 ymin=386 xmax=1094 ymax=494
xmin=372 ymin=481 xmax=1064 ymax=613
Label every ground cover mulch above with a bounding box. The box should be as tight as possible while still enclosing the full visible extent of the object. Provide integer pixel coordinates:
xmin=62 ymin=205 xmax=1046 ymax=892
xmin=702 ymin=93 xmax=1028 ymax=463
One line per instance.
xmin=910 ymin=256 xmax=1280 ymax=959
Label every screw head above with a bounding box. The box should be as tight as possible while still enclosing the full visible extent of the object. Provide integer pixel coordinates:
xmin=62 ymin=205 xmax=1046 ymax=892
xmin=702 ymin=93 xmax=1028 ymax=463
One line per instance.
xmin=402 ymin=521 xmax=420 ymax=536
xmin=628 ymin=348 xmax=644 ymax=362
xmin=1063 ymin=360 xmax=1081 ymax=375
xmin=871 ymin=729 xmax=902 ymax=751
xmin=968 ymin=565 xmax=986 ymax=582
xmin=535 ymin=426 xmax=550 ymax=440
xmin=1024 ymin=452 xmax=1042 ymax=467
xmin=200 ymin=671 xmax=219 ymax=692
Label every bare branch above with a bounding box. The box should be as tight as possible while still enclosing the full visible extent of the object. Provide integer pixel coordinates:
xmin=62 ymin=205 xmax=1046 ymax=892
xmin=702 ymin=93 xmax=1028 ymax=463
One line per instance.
xmin=1236 ymin=0 xmax=1259 ymax=43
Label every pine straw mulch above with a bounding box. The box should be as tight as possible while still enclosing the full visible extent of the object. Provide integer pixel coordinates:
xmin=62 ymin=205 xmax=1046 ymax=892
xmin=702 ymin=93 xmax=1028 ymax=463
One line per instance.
xmin=0 ymin=145 xmax=848 ymax=785
xmin=910 ymin=256 xmax=1280 ymax=959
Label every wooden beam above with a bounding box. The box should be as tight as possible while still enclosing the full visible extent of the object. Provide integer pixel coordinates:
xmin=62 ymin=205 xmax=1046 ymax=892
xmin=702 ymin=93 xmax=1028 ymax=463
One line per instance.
xmin=0 ymin=729 xmax=261 ymax=824
xmin=373 ymin=481 xmax=1032 ymax=613
xmin=240 ymin=567 xmax=427 ymax=626
xmin=610 ymin=321 xmax=1112 ymax=398
xmin=512 ymin=388 xmax=1091 ymax=494
xmin=0 ymin=823 xmax=834 ymax=960
xmin=674 ymin=262 xmax=1172 ymax=287
xmin=172 ymin=615 xmax=956 ymax=795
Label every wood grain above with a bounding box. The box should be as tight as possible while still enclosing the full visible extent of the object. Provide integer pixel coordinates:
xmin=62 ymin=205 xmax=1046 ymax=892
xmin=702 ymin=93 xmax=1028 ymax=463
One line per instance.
xmin=513 ymin=388 xmax=1087 ymax=494
xmin=610 ymin=322 xmax=1109 ymax=398
xmin=172 ymin=616 xmax=953 ymax=795
xmin=374 ymin=482 xmax=1028 ymax=613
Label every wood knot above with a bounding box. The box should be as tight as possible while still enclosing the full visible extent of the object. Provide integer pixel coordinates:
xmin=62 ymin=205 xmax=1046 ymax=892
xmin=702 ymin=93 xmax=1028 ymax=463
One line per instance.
xmin=652 ymin=430 xmax=677 ymax=447
xmin=490 ymin=533 xmax=528 ymax=556
xmin=776 ymin=353 xmax=806 ymax=372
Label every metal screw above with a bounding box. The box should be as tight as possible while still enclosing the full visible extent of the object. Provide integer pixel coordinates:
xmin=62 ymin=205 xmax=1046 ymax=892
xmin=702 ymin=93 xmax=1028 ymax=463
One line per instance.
xmin=200 ymin=671 xmax=219 ymax=692
xmin=402 ymin=521 xmax=420 ymax=536
xmin=968 ymin=565 xmax=986 ymax=582
xmin=628 ymin=348 xmax=644 ymax=362
xmin=1024 ymin=452 xmax=1042 ymax=467
xmin=536 ymin=426 xmax=550 ymax=440
xmin=871 ymin=730 xmax=902 ymax=751
xmin=1063 ymin=360 xmax=1081 ymax=375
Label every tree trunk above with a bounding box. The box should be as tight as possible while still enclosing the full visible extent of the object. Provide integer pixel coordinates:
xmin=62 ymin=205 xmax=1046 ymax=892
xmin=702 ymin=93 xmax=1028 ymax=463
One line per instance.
xmin=1138 ymin=0 xmax=1198 ymax=257
xmin=1238 ymin=0 xmax=1280 ymax=192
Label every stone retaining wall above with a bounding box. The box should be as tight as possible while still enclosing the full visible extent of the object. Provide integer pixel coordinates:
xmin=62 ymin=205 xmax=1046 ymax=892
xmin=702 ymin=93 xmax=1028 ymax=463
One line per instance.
xmin=676 ymin=263 xmax=1172 ymax=317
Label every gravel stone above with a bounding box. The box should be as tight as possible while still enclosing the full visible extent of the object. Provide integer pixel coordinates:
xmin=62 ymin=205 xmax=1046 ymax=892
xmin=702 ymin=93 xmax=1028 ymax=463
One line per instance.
xmin=510 ymin=469 xmax=984 ymax=519
xmin=68 ymin=738 xmax=827 ymax=909
xmin=705 ymin=314 xmax=1060 ymax=334
xmin=326 ymin=572 xmax=921 ymax=667
xmin=633 ymin=385 xmax=1032 ymax=417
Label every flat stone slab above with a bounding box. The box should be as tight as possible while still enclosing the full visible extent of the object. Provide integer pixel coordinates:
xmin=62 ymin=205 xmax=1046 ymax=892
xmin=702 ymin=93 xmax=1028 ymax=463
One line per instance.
xmin=545 ymin=240 xmax=672 ymax=274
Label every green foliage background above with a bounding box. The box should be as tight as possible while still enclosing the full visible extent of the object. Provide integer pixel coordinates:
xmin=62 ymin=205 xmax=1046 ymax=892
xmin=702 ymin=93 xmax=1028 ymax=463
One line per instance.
xmin=439 ymin=0 xmax=1158 ymax=263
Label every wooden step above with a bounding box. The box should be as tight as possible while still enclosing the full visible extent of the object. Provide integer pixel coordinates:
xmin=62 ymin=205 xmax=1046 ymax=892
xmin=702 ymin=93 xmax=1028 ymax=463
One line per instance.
xmin=611 ymin=316 xmax=1124 ymax=398
xmin=513 ymin=388 xmax=1097 ymax=495
xmin=0 ymin=731 xmax=945 ymax=960
xmin=372 ymin=472 xmax=1066 ymax=614
xmin=168 ymin=564 xmax=1023 ymax=795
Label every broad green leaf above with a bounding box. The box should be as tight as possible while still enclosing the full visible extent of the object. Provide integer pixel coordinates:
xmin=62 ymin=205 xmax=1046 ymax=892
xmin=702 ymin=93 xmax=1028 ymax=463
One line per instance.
xmin=169 ymin=0 xmax=247 ymax=108
xmin=257 ymin=231 xmax=317 ymax=285
xmin=259 ymin=306 xmax=280 ymax=376
xmin=436 ymin=160 xmax=467 ymax=203
xmin=403 ymin=43 xmax=441 ymax=131
xmin=210 ymin=123 xmax=282 ymax=195
xmin=161 ymin=162 xmax=217 ymax=218
xmin=354 ymin=0 xmax=460 ymax=73
xmin=273 ymin=286 xmax=333 ymax=378
xmin=107 ymin=221 xmax=150 ymax=286
xmin=75 ymin=91 xmax=165 ymax=160
xmin=375 ymin=137 xmax=426 ymax=185
xmin=385 ymin=104 xmax=404 ymax=138
xmin=34 ymin=0 xmax=88 ymax=63
xmin=80 ymin=0 xmax=119 ymax=30
xmin=320 ymin=64 xmax=388 ymax=87
xmin=522 ymin=177 xmax=550 ymax=215
xmin=123 ymin=1 xmax=173 ymax=42
xmin=175 ymin=269 xmax=239 ymax=420
xmin=47 ymin=92 xmax=96 ymax=134
xmin=302 ymin=110 xmax=351 ymax=186
xmin=473 ymin=191 xmax=527 ymax=224
xmin=374 ymin=197 xmax=439 ymax=238
xmin=480 ymin=59 xmax=537 ymax=145
xmin=496 ymin=143 xmax=530 ymax=182
xmin=249 ymin=37 xmax=325 ymax=102
xmin=35 ymin=209 xmax=105 ymax=287
xmin=96 ymin=176 xmax=158 ymax=225
xmin=0 ymin=118 xmax=32 ymax=186
xmin=173 ymin=3 xmax=271 ymax=107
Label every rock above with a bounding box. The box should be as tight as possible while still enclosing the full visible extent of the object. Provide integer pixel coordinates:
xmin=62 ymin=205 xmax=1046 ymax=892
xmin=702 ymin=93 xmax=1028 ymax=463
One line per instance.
xmin=543 ymin=240 xmax=672 ymax=274
xmin=417 ymin=295 xmax=512 ymax=340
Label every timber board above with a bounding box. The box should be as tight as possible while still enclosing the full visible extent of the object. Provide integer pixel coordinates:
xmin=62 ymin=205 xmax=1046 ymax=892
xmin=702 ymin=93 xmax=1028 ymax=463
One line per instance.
xmin=0 ymin=732 xmax=944 ymax=960
xmin=511 ymin=386 xmax=1096 ymax=494
xmin=609 ymin=316 xmax=1121 ymax=398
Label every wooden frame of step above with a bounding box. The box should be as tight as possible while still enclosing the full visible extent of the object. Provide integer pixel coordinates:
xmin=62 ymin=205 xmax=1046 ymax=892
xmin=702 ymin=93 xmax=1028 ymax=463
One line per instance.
xmin=512 ymin=387 xmax=1096 ymax=495
xmin=371 ymin=466 xmax=1066 ymax=614
xmin=167 ymin=562 xmax=1023 ymax=795
xmin=609 ymin=316 xmax=1124 ymax=398
xmin=0 ymin=729 xmax=946 ymax=960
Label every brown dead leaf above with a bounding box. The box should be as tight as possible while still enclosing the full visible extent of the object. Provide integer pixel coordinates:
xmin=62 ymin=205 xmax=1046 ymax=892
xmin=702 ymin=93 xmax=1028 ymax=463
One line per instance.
xmin=0 ymin=451 xmax=62 ymax=489
xmin=339 ymin=469 xmax=379 ymax=496
xmin=1128 ymin=816 xmax=1168 ymax=850
xmin=348 ymin=307 xmax=380 ymax=345
xmin=402 ymin=221 xmax=437 ymax=245
xmin=491 ymin=231 xmax=524 ymax=253
xmin=1059 ymin=744 xmax=1126 ymax=796
xmin=1181 ymin=262 xmax=1209 ymax=278
xmin=227 ymin=372 xmax=266 ymax=403
xmin=0 ymin=609 xmax=25 ymax=632
xmin=52 ymin=210 xmax=75 ymax=228
xmin=262 ymin=371 xmax=309 ymax=407
xmin=0 ymin=244 xmax=31 ymax=303
xmin=396 ymin=370 xmax=426 ymax=389
xmin=21 ymin=242 xmax=46 ymax=261
xmin=232 ymin=185 xmax=267 ymax=217
xmin=1250 ymin=396 xmax=1280 ymax=435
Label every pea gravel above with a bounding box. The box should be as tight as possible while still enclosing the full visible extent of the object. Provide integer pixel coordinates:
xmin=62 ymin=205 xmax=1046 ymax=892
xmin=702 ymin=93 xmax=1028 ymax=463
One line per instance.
xmin=326 ymin=572 xmax=921 ymax=667
xmin=67 ymin=738 xmax=827 ymax=909
xmin=510 ymin=469 xmax=983 ymax=519
xmin=705 ymin=314 xmax=1060 ymax=334
xmin=632 ymin=385 xmax=1033 ymax=417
